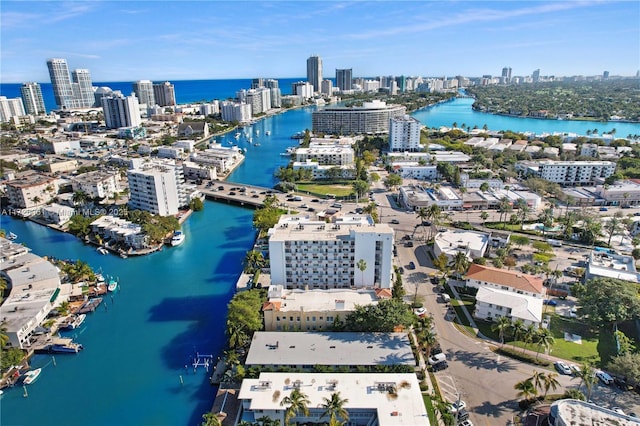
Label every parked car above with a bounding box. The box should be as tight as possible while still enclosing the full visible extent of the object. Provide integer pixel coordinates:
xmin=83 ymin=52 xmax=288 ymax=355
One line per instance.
xmin=555 ymin=361 xmax=573 ymax=375
xmin=414 ymin=307 xmax=427 ymax=317
xmin=596 ymin=370 xmax=614 ymax=385
xmin=390 ymin=219 xmax=400 ymax=224
xmin=448 ymin=400 xmax=467 ymax=414
xmin=600 ymin=207 xmax=608 ymax=211
xmin=431 ymin=360 xmax=448 ymax=371
xmin=458 ymin=420 xmax=474 ymax=426
xmin=428 ymin=353 xmax=447 ymax=365
xmin=569 ymin=308 xmax=578 ymax=318
xmin=408 ymin=261 xmax=416 ymax=269
xmin=544 ymin=299 xmax=558 ymax=306
xmin=456 ymin=409 xmax=470 ymax=422
xmin=405 ymin=241 xmax=414 ymax=247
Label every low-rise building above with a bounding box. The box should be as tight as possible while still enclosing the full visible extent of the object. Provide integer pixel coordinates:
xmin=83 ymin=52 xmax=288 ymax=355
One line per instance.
xmin=182 ymin=161 xmax=217 ymax=181
xmin=4 ymin=172 xmax=59 ymax=209
xmin=586 ymin=249 xmax=640 ymax=283
xmin=291 ymin=160 xmax=355 ymax=180
xmin=517 ymin=160 xmax=616 ymax=186
xmin=433 ymin=229 xmax=490 ymax=261
xmin=0 ymin=238 xmax=63 ymax=349
xmin=90 ymin=215 xmax=148 ymax=250
xmin=177 ymin=121 xmax=209 ymax=138
xmin=244 ymin=332 xmax=414 ymax=369
xmin=398 ymin=184 xmax=462 ymax=211
xmin=41 ymin=203 xmax=75 ymax=225
xmin=238 ymin=372 xmax=427 ymax=426
xmin=549 ymin=399 xmax=640 ymax=426
xmin=190 ymin=144 xmax=244 ymax=174
xmin=71 ymin=170 xmax=120 ymax=200
xmin=157 ymin=146 xmax=185 ymax=159
xmin=262 ymin=286 xmax=391 ymax=331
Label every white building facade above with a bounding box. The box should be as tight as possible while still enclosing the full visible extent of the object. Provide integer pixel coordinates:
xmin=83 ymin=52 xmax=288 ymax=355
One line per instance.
xmin=101 ymin=94 xmax=142 ymax=129
xmin=127 ymin=160 xmax=190 ymax=216
xmin=389 ymin=115 xmax=422 ymax=152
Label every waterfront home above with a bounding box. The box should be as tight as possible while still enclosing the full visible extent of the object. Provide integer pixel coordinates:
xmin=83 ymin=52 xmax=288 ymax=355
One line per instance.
xmin=4 ymin=172 xmax=59 ymax=210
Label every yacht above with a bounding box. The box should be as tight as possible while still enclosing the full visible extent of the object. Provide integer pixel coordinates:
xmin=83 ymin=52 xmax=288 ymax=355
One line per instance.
xmin=23 ymin=368 xmax=42 ymax=385
xmin=171 ymin=231 xmax=185 ymax=246
xmin=7 ymin=232 xmax=17 ymax=241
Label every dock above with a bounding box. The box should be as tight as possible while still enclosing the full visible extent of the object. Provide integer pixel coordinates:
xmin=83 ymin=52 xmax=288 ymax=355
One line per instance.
xmin=77 ymin=297 xmax=103 ymax=314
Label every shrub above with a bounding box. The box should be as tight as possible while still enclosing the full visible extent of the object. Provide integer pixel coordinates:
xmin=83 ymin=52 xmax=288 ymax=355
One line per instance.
xmin=495 ymin=346 xmax=551 ymax=367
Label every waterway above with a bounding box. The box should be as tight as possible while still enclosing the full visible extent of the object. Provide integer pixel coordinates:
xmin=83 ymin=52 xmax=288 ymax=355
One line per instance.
xmin=1 ymin=98 xmax=639 ymax=426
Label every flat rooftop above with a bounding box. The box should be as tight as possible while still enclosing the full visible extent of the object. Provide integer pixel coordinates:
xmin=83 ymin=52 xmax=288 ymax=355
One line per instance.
xmin=265 ymin=287 xmax=380 ymax=313
xmin=588 ymin=250 xmax=640 ymax=283
xmin=239 ymin=372 xmax=428 ymax=426
xmin=268 ymin=215 xmax=391 ymax=242
xmin=245 ymin=332 xmax=414 ymax=367
xmin=551 ymin=399 xmax=640 ymax=425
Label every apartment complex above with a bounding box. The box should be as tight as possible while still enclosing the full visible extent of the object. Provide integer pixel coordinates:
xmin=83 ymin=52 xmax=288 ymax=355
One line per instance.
xmin=517 ymin=160 xmax=616 ymax=186
xmin=46 ymin=58 xmax=94 ymax=109
xmin=294 ymin=140 xmax=355 ymax=165
xmin=127 ymin=160 xmax=190 ymax=216
xmin=90 ymin=215 xmax=148 ymax=250
xmin=268 ymin=215 xmax=394 ymax=289
xmin=4 ymin=172 xmax=59 ymax=209
xmin=306 ymin=55 xmax=323 ymax=92
xmin=389 ymin=115 xmax=422 ymax=151
xmin=262 ymin=285 xmax=390 ymax=331
xmin=336 ymin=68 xmax=353 ymax=91
xmin=70 ymin=170 xmax=120 ymax=200
xmin=101 ymin=94 xmax=142 ymax=129
xmin=585 ymin=249 xmax=640 ymax=283
xmin=153 ymin=81 xmax=176 ymax=106
xmin=132 ymin=80 xmax=156 ymax=106
xmin=220 ymin=101 xmax=252 ymax=123
xmin=312 ymin=100 xmax=406 ymax=134
xmin=0 ymin=96 xmax=26 ymax=123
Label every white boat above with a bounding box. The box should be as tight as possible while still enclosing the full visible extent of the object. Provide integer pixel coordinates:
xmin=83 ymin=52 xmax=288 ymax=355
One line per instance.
xmin=7 ymin=232 xmax=17 ymax=241
xmin=171 ymin=231 xmax=185 ymax=246
xmin=107 ymin=277 xmax=118 ymax=292
xmin=97 ymin=247 xmax=108 ymax=255
xmin=265 ymin=130 xmax=271 ymax=136
xmin=255 ymin=129 xmax=260 ymax=136
xmin=23 ymin=368 xmax=42 ymax=385
xmin=234 ymin=132 xmax=240 ymax=139
xmin=95 ymin=273 xmax=105 ymax=283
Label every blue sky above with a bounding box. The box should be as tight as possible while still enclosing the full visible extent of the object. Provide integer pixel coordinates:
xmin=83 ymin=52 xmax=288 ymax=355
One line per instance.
xmin=1 ymin=1 xmax=639 ymax=83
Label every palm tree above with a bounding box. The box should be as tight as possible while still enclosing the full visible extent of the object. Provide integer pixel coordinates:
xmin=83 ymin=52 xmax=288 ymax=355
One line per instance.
xmin=604 ymin=216 xmax=622 ymax=246
xmin=0 ymin=321 xmax=9 ymax=349
xmin=577 ymin=363 xmax=597 ymax=401
xmin=244 ymin=250 xmax=266 ymax=274
xmin=542 ymin=372 xmax=560 ymax=399
xmin=497 ymin=197 xmax=512 ymax=230
xmin=538 ymin=208 xmax=554 ymax=236
xmin=491 ymin=316 xmax=512 ymax=346
xmin=226 ymin=321 xmax=248 ymax=349
xmin=201 ymin=412 xmax=222 ymax=426
xmin=356 ymin=259 xmax=367 ymax=287
xmin=514 ymin=378 xmax=537 ymax=401
xmin=515 ymin=199 xmax=531 ymax=230
xmin=280 ymin=388 xmax=310 ymax=426
xmin=72 ymin=190 xmax=89 ymax=206
xmin=511 ymin=319 xmax=525 ymax=349
xmin=534 ymin=328 xmax=555 ymax=359
xmin=522 ymin=324 xmax=537 ymax=353
xmin=480 ymin=211 xmax=489 ymax=225
xmin=530 ymin=370 xmax=546 ymax=397
xmin=320 ymin=391 xmax=350 ymax=426
xmin=449 ymin=251 xmax=470 ymax=279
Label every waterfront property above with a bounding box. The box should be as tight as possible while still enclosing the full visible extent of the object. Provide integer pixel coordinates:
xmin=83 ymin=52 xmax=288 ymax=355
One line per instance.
xmin=238 ymin=372 xmax=428 ymax=425
xmin=244 ymin=331 xmax=414 ymax=369
xmin=262 ymin=285 xmax=391 ymax=331
xmin=516 ymin=160 xmax=616 ymax=186
xmin=267 ymin=215 xmax=394 ymax=289
xmin=0 ymin=237 xmax=63 ymax=349
xmin=389 ymin=115 xmax=422 ymax=152
xmin=312 ymin=100 xmax=406 ymax=134
xmin=90 ymin=215 xmax=148 ymax=250
xmin=4 ymin=171 xmax=59 ymax=210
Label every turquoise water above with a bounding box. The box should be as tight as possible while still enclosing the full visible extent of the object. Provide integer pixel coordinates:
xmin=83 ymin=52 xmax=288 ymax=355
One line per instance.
xmin=412 ymin=97 xmax=640 ymax=137
xmin=1 ymin=96 xmax=639 ymax=425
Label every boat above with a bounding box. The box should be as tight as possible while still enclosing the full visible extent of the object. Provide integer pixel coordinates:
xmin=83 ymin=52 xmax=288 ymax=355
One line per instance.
xmin=23 ymin=368 xmax=41 ymax=385
xmin=95 ymin=273 xmax=105 ymax=283
xmin=107 ymin=277 xmax=118 ymax=292
xmin=120 ymin=253 xmax=128 ymax=259
xmin=97 ymin=247 xmax=108 ymax=255
xmin=234 ymin=132 xmax=240 ymax=139
xmin=49 ymin=343 xmax=83 ymax=354
xmin=255 ymin=129 xmax=260 ymax=136
xmin=7 ymin=232 xmax=17 ymax=241
xmin=265 ymin=130 xmax=271 ymax=136
xmin=60 ymin=314 xmax=86 ymax=330
xmin=171 ymin=231 xmax=185 ymax=246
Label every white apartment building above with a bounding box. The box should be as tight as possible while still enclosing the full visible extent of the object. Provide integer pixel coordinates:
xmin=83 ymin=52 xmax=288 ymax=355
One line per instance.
xmin=20 ymin=82 xmax=46 ymax=116
xmin=398 ymin=184 xmax=463 ymax=211
xmin=389 ymin=115 xmax=422 ymax=152
xmin=190 ymin=145 xmax=244 ymax=174
xmin=268 ymin=215 xmax=394 ymax=289
xmin=238 ymin=373 xmax=427 ymax=426
xmin=0 ymin=238 xmax=63 ymax=349
xmin=71 ymin=170 xmax=120 ymax=200
xmin=127 ymin=160 xmax=190 ymax=216
xmin=292 ymin=81 xmax=314 ymax=99
xmin=199 ymin=102 xmax=219 ymax=116
xmin=292 ymin=161 xmax=355 ymax=180
xmin=132 ymin=80 xmax=155 ymax=106
xmin=465 ymin=264 xmax=545 ymax=326
xmin=90 ymin=215 xmax=148 ymax=250
xmin=5 ymin=172 xmax=59 ymax=209
xmin=312 ymin=100 xmax=406 ymax=135
xmin=220 ymin=101 xmax=252 ymax=123
xmin=0 ymin=96 xmax=26 ymax=123
xmin=518 ymin=160 xmax=616 ymax=186
xmin=182 ymin=161 xmax=217 ymax=181
xmin=262 ymin=285 xmax=391 ymax=331
xmin=295 ymin=143 xmax=354 ymax=166
xmin=585 ymin=249 xmax=640 ymax=283
xmin=433 ymin=229 xmax=490 ymax=261
xmin=41 ymin=203 xmax=75 ymax=226
xmin=101 ymin=94 xmax=142 ymax=129
xmin=157 ymin=146 xmax=185 ymax=159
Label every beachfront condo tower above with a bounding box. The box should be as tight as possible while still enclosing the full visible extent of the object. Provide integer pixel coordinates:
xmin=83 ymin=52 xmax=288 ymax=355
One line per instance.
xmin=306 ymin=55 xmax=323 ymax=93
xmin=20 ymin=82 xmax=46 ymax=115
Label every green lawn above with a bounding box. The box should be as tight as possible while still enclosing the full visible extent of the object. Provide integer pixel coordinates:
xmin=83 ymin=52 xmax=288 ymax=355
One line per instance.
xmin=423 ymin=394 xmax=438 ymax=425
xmin=295 ymin=182 xmax=354 ymax=197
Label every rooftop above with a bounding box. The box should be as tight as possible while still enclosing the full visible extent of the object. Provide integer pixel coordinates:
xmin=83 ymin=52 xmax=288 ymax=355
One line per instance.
xmin=268 ymin=215 xmax=391 ymax=242
xmin=550 ymin=399 xmax=640 ymax=425
xmin=465 ymin=264 xmax=544 ymax=294
xmin=264 ymin=286 xmax=381 ymax=313
xmin=587 ymin=250 xmax=640 ymax=283
xmin=476 ymin=286 xmax=543 ymax=323
xmin=244 ymin=332 xmax=414 ymax=367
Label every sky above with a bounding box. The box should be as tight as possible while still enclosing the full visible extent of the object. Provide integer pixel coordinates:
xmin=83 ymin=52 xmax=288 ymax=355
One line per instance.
xmin=1 ymin=0 xmax=639 ymax=83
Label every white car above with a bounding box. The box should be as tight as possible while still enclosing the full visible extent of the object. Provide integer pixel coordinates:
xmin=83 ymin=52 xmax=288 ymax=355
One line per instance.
xmin=428 ymin=353 xmax=447 ymax=365
xmin=413 ymin=307 xmax=427 ymax=317
xmin=555 ymin=361 xmax=573 ymax=375
xmin=596 ymin=370 xmax=614 ymax=385
xmin=569 ymin=307 xmax=578 ymax=318
xmin=448 ymin=400 xmax=467 ymax=414
xmin=458 ymin=421 xmax=474 ymax=426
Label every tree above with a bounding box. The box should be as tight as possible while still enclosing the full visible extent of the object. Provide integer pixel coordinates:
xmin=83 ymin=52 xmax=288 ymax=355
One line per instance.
xmin=356 ymin=259 xmax=367 ymax=287
xmin=497 ymin=197 xmax=512 ymax=229
xmin=72 ymin=190 xmax=89 ymax=206
xmin=534 ymin=328 xmax=555 ymax=359
xmin=432 ymin=253 xmax=449 ymax=278
xmin=514 ymin=378 xmax=537 ymax=401
xmin=538 ymin=208 xmax=554 ymax=236
xmin=352 ymin=180 xmax=370 ymax=202
xmin=573 ymin=277 xmax=640 ymax=328
xmin=449 ymin=251 xmax=470 ymax=278
xmin=190 ymin=197 xmax=204 ymax=211
xmin=201 ymin=412 xmax=222 ymax=426
xmin=320 ymin=392 xmax=350 ymax=426
xmin=479 ymin=182 xmax=489 ymax=192
xmin=511 ymin=319 xmax=525 ymax=348
xmin=607 ymin=353 xmax=640 ymax=385
xmin=383 ymin=173 xmax=402 ymax=190
xmin=280 ymin=388 xmax=310 ymax=425
xmin=244 ymin=250 xmax=266 ymax=274
xmin=603 ymin=216 xmax=622 ymax=246
xmin=515 ymin=199 xmax=531 ymax=229
xmin=530 ymin=370 xmax=546 ymax=397
xmin=522 ymin=324 xmax=537 ymax=353
xmin=576 ymin=363 xmax=597 ymax=401
xmin=491 ymin=316 xmax=512 ymax=346
xmin=226 ymin=320 xmax=249 ymax=349
xmin=480 ymin=211 xmax=489 ymax=225
xmin=343 ymin=298 xmax=415 ymax=332
xmin=392 ymin=267 xmax=405 ymax=300
xmin=542 ymin=373 xmax=560 ymax=399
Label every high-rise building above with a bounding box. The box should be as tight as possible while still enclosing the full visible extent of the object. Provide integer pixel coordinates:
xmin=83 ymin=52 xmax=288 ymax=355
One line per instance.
xmin=47 ymin=58 xmax=75 ymax=109
xmin=335 ymin=68 xmax=353 ymax=91
xmin=0 ymin=97 xmax=26 ymax=123
xmin=264 ymin=79 xmax=279 ymax=89
xmin=46 ymin=58 xmax=94 ymax=109
xmin=251 ymin=78 xmax=265 ymax=89
xmin=532 ymin=69 xmax=540 ymax=82
xmin=306 ymin=55 xmax=322 ymax=93
xmin=127 ymin=160 xmax=188 ymax=216
xmin=132 ymin=80 xmax=156 ymax=106
xmin=320 ymin=79 xmax=333 ymax=96
xmin=101 ymin=94 xmax=141 ymax=129
xmin=153 ymin=81 xmax=176 ymax=106
xmin=20 ymin=82 xmax=46 ymax=115
xmin=292 ymin=81 xmax=314 ymax=99
xmin=501 ymin=66 xmax=512 ymax=83
xmin=603 ymin=71 xmax=610 ymax=79
xmin=389 ymin=115 xmax=422 ymax=152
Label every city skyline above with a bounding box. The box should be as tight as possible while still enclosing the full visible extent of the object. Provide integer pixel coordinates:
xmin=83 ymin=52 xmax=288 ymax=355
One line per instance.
xmin=1 ymin=1 xmax=639 ymax=83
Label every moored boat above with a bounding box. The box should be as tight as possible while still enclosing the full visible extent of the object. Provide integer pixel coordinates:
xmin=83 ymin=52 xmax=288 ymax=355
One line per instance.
xmin=107 ymin=277 xmax=118 ymax=292
xmin=265 ymin=130 xmax=271 ymax=135
xmin=97 ymin=247 xmax=108 ymax=255
xmin=171 ymin=231 xmax=185 ymax=246
xmin=49 ymin=343 xmax=83 ymax=353
xmin=60 ymin=314 xmax=86 ymax=330
xmin=7 ymin=232 xmax=17 ymax=241
xmin=23 ymin=368 xmax=41 ymax=385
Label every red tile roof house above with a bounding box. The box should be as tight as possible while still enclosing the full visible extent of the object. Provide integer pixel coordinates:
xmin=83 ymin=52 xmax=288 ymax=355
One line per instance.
xmin=464 ymin=264 xmax=546 ymax=326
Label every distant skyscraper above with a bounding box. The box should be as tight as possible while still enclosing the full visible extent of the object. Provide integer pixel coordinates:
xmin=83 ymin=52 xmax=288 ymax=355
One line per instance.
xmin=0 ymin=96 xmax=26 ymax=123
xmin=46 ymin=58 xmax=94 ymax=109
xmin=20 ymin=82 xmax=46 ymax=115
xmin=153 ymin=81 xmax=176 ymax=106
xmin=251 ymin=78 xmax=265 ymax=89
xmin=264 ymin=79 xmax=279 ymax=89
xmin=501 ymin=66 xmax=512 ymax=83
xmin=101 ymin=94 xmax=141 ymax=129
xmin=532 ymin=69 xmax=540 ymax=83
xmin=321 ymin=79 xmax=333 ymax=96
xmin=47 ymin=58 xmax=75 ymax=109
xmin=306 ymin=55 xmax=323 ymax=93
xmin=603 ymin=71 xmax=610 ymax=79
xmin=133 ymin=80 xmax=156 ymax=106
xmin=336 ymin=69 xmax=353 ymax=91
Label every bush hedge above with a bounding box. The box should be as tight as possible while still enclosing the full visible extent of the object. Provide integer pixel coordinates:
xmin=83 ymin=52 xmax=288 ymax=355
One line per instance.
xmin=495 ymin=346 xmax=551 ymax=367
